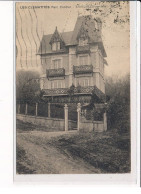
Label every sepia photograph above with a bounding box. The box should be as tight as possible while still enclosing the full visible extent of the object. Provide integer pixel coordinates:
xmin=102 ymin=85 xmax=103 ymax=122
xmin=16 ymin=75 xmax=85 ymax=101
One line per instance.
xmin=15 ymin=1 xmax=131 ymax=175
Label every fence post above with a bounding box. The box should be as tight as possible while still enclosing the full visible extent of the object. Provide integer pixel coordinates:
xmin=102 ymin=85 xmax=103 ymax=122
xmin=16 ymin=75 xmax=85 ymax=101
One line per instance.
xmin=36 ymin=103 xmax=38 ymax=116
xmin=48 ymin=103 xmax=51 ymax=118
xmin=18 ymin=103 xmax=20 ymax=114
xmin=25 ymin=103 xmax=28 ymax=115
xmin=103 ymin=112 xmax=107 ymax=131
xmin=77 ymin=103 xmax=81 ymax=131
xmin=64 ymin=104 xmax=68 ymax=131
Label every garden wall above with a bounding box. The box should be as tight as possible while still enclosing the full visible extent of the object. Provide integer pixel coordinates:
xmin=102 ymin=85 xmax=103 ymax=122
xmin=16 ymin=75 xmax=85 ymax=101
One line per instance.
xmin=80 ymin=120 xmax=105 ymax=132
xmin=17 ymin=114 xmax=76 ymax=131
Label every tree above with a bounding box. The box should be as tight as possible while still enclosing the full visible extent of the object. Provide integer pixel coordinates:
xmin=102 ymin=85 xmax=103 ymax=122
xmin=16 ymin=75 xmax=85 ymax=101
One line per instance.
xmin=16 ymin=70 xmax=42 ymax=104
xmin=105 ymin=74 xmax=130 ymax=133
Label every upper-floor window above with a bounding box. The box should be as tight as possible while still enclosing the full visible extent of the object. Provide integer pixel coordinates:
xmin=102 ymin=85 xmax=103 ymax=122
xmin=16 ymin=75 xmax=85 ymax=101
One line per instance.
xmin=79 ymin=55 xmax=88 ymax=66
xmin=83 ymin=79 xmax=89 ymax=87
xmin=76 ymin=78 xmax=90 ymax=87
xmin=79 ymin=38 xmax=88 ymax=46
xmin=52 ymin=42 xmax=60 ymax=51
xmin=52 ymin=59 xmax=61 ymax=69
xmin=51 ymin=80 xmax=64 ymax=89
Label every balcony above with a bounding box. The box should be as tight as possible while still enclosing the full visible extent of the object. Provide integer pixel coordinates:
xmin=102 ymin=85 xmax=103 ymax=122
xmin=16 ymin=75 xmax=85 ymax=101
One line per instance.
xmin=44 ymin=86 xmax=94 ymax=96
xmin=43 ymin=88 xmax=68 ymax=96
xmin=43 ymin=86 xmax=105 ymax=101
xmin=73 ymin=65 xmax=93 ymax=75
xmin=46 ymin=68 xmax=65 ymax=78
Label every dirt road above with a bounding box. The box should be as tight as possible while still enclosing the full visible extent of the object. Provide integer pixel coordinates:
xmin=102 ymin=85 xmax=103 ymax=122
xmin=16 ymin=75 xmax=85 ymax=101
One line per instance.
xmin=17 ymin=131 xmax=101 ymax=174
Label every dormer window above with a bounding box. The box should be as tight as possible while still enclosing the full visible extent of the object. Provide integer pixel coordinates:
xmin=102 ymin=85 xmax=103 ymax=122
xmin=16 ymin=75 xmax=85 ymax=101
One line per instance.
xmin=52 ymin=42 xmax=60 ymax=51
xmin=77 ymin=24 xmax=89 ymax=47
xmin=79 ymin=37 xmax=88 ymax=46
xmin=50 ymin=26 xmax=64 ymax=52
xmin=52 ymin=42 xmax=57 ymax=51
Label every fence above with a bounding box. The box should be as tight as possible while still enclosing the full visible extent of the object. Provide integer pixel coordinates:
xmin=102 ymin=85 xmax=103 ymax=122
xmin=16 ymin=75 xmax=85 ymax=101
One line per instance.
xmin=16 ymin=102 xmax=107 ymax=132
xmin=16 ymin=102 xmax=64 ymax=119
xmin=28 ymin=103 xmax=36 ymax=116
xmin=50 ymin=104 xmax=64 ymax=119
xmin=38 ymin=103 xmax=48 ymax=117
xmin=20 ymin=104 xmax=26 ymax=114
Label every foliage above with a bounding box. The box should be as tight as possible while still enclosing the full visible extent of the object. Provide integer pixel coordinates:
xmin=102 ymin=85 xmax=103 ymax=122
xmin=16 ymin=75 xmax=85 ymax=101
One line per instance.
xmin=16 ymin=70 xmax=42 ymax=103
xmin=105 ymin=74 xmax=130 ymax=133
xmin=67 ymin=84 xmax=75 ymax=96
xmin=76 ymin=84 xmax=82 ymax=93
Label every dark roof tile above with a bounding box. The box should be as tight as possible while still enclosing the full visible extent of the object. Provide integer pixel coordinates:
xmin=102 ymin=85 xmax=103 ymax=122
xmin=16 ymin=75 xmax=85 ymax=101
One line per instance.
xmin=38 ymin=31 xmax=73 ymax=54
xmin=38 ymin=15 xmax=107 ymax=57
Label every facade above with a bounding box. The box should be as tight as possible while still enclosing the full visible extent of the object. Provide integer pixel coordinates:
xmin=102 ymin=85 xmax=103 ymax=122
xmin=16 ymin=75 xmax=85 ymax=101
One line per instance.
xmin=38 ymin=15 xmax=107 ymax=104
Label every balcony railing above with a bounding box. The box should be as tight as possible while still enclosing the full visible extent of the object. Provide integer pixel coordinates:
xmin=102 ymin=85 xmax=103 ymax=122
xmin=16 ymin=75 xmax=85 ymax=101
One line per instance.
xmin=46 ymin=68 xmax=65 ymax=78
xmin=43 ymin=86 xmax=105 ymax=100
xmin=43 ymin=88 xmax=68 ymax=96
xmin=73 ymin=65 xmax=93 ymax=75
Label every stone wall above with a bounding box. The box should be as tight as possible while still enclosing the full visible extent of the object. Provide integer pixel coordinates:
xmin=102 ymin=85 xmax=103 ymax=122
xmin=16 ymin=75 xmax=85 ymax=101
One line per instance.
xmin=17 ymin=114 xmax=65 ymax=131
xmin=80 ymin=120 xmax=105 ymax=132
xmin=17 ymin=113 xmax=106 ymax=132
xmin=17 ymin=114 xmax=77 ymax=131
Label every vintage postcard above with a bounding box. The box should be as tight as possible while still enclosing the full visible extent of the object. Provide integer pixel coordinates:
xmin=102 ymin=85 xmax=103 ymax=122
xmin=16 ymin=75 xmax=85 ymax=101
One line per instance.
xmin=15 ymin=1 xmax=136 ymax=182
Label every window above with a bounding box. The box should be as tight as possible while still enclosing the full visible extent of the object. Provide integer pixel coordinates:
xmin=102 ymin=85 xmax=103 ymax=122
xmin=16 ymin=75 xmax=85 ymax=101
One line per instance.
xmin=52 ymin=59 xmax=61 ymax=69
xmin=79 ymin=55 xmax=88 ymax=66
xmin=58 ymin=81 xmax=62 ymax=88
xmin=83 ymin=79 xmax=89 ymax=87
xmin=51 ymin=80 xmax=64 ymax=89
xmin=57 ymin=42 xmax=60 ymax=50
xmin=52 ymin=43 xmax=57 ymax=51
xmin=52 ymin=42 xmax=60 ymax=51
xmin=51 ymin=82 xmax=54 ymax=89
xmin=54 ymin=82 xmax=57 ymax=89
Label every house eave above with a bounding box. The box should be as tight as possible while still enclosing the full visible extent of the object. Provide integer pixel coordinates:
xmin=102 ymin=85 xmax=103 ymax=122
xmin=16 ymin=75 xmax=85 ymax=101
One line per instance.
xmin=43 ymin=92 xmax=93 ymax=97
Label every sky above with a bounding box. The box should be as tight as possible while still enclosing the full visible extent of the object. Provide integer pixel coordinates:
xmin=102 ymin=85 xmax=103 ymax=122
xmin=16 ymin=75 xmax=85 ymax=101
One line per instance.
xmin=16 ymin=1 xmax=130 ymax=78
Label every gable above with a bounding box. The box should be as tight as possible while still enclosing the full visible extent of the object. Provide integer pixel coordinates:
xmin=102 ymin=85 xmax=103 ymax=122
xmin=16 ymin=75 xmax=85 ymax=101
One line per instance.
xmin=71 ymin=15 xmax=102 ymax=45
xmin=77 ymin=24 xmax=89 ymax=40
xmin=38 ymin=15 xmax=107 ymax=57
xmin=49 ymin=27 xmax=64 ymax=45
xmin=38 ymin=31 xmax=73 ymax=54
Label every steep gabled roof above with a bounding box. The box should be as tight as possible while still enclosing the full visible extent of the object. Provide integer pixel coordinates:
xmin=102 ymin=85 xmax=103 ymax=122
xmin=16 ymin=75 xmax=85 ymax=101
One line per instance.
xmin=49 ymin=27 xmax=64 ymax=44
xmin=71 ymin=15 xmax=102 ymax=45
xmin=38 ymin=31 xmax=73 ymax=54
xmin=38 ymin=15 xmax=107 ymax=57
xmin=76 ymin=23 xmax=89 ymax=40
xmin=71 ymin=15 xmax=107 ymax=57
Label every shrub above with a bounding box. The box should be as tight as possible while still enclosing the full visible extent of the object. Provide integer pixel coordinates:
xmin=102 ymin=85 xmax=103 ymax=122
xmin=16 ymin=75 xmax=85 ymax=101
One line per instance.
xmin=105 ymin=74 xmax=130 ymax=134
